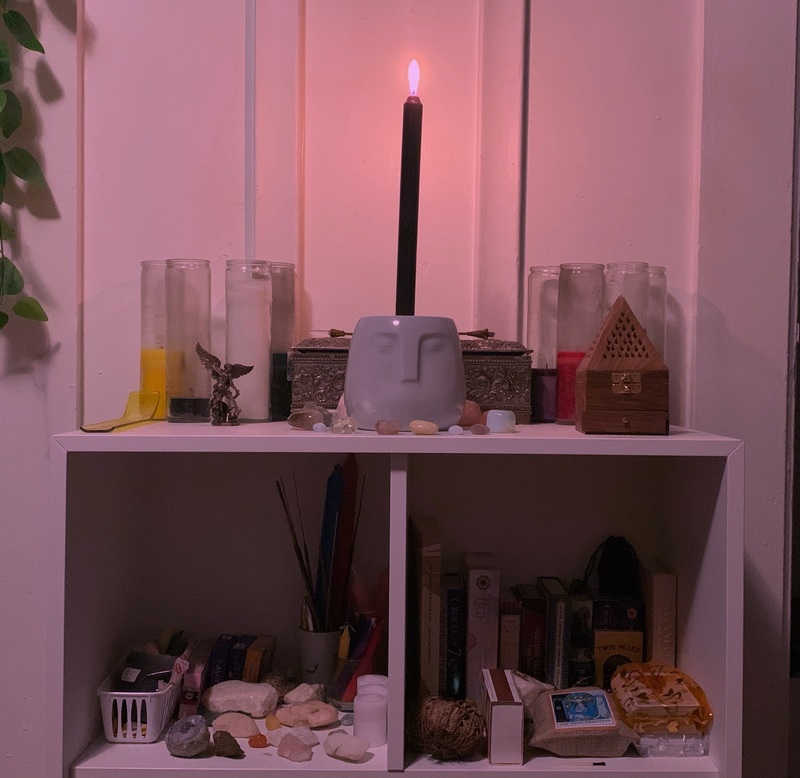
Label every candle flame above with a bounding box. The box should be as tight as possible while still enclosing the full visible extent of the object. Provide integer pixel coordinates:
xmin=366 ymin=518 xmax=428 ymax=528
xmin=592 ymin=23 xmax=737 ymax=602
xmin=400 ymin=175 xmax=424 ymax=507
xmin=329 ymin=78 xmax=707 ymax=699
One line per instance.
xmin=408 ymin=59 xmax=420 ymax=96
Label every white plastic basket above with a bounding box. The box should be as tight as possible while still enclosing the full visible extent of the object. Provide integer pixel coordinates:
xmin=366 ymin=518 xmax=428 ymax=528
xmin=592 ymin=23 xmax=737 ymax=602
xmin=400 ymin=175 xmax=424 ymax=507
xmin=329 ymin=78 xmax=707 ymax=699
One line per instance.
xmin=97 ymin=668 xmax=181 ymax=743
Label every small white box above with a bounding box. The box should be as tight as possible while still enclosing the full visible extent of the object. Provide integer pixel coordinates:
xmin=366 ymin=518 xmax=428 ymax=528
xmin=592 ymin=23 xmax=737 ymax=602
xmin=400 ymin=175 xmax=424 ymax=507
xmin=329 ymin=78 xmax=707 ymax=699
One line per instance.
xmin=482 ymin=668 xmax=524 ymax=764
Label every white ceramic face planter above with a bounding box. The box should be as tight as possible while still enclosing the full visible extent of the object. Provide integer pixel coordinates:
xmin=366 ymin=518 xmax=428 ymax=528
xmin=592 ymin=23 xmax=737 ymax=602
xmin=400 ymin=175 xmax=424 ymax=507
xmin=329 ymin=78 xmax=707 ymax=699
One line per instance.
xmin=344 ymin=316 xmax=466 ymax=431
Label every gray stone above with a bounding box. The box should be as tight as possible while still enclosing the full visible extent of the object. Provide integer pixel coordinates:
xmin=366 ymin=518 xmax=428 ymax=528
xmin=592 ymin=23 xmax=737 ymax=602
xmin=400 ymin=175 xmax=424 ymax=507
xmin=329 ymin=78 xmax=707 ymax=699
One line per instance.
xmin=165 ymin=715 xmax=210 ymax=758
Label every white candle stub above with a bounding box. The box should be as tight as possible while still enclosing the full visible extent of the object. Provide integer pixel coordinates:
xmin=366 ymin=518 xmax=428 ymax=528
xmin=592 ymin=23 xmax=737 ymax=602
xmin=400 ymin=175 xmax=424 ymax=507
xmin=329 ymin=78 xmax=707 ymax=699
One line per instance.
xmin=353 ymin=692 xmax=388 ymax=747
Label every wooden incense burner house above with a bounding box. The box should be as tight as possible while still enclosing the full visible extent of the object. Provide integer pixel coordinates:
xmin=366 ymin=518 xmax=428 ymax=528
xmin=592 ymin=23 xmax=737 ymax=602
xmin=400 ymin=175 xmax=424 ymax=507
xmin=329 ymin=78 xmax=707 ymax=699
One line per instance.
xmin=575 ymin=296 xmax=669 ymax=435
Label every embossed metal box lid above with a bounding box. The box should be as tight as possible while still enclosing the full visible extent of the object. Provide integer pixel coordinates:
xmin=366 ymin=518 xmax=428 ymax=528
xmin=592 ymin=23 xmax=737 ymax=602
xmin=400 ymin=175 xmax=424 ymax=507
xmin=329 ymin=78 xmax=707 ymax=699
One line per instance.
xmin=575 ymin=297 xmax=669 ymax=435
xmin=289 ymin=335 xmax=532 ymax=423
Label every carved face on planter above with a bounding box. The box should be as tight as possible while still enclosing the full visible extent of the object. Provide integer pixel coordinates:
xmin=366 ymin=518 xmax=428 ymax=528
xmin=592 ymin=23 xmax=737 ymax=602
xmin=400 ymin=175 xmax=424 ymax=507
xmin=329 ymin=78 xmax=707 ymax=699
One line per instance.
xmin=344 ymin=315 xmax=466 ymax=431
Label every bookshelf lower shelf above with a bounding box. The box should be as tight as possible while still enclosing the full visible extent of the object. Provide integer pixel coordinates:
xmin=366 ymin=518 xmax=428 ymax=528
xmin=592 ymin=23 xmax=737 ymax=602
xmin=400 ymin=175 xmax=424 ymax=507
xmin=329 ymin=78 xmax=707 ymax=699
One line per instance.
xmin=72 ymin=731 xmax=389 ymax=776
xmin=403 ymin=752 xmax=720 ymax=775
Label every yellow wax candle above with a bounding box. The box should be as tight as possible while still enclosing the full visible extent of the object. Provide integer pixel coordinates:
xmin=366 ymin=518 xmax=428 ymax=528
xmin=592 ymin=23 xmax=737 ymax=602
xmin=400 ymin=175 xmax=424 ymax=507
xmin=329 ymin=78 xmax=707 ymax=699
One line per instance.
xmin=140 ymin=347 xmax=167 ymax=419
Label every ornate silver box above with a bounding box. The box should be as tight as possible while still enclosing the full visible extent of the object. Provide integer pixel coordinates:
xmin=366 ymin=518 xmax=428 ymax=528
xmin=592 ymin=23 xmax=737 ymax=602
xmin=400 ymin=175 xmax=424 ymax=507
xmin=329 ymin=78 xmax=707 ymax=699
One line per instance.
xmin=288 ymin=336 xmax=532 ymax=423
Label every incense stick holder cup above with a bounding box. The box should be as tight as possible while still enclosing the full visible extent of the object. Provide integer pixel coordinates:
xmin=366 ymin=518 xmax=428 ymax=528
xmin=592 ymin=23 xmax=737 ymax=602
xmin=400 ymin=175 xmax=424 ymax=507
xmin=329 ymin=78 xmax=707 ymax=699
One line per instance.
xmin=298 ymin=628 xmax=341 ymax=685
xmin=344 ymin=315 xmax=465 ymax=431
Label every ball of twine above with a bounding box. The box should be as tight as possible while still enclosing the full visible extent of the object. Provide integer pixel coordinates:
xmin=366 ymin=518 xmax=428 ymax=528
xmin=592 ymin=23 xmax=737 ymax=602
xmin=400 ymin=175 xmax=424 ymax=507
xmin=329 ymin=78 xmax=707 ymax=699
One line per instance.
xmin=412 ymin=696 xmax=485 ymax=761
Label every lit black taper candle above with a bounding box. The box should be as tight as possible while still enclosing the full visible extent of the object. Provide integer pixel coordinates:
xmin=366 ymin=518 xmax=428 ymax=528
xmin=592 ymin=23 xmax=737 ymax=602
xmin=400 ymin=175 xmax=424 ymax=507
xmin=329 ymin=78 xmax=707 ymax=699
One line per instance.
xmin=396 ymin=59 xmax=422 ymax=316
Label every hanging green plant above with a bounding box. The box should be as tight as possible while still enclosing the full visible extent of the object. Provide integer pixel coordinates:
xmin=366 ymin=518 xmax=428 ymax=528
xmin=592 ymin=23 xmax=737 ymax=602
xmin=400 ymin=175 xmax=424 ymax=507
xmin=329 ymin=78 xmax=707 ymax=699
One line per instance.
xmin=0 ymin=0 xmax=47 ymax=330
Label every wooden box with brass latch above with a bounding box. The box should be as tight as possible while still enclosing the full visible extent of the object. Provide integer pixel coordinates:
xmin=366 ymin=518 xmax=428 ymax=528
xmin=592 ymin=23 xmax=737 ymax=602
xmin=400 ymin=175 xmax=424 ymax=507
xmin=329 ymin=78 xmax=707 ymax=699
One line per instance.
xmin=575 ymin=296 xmax=669 ymax=434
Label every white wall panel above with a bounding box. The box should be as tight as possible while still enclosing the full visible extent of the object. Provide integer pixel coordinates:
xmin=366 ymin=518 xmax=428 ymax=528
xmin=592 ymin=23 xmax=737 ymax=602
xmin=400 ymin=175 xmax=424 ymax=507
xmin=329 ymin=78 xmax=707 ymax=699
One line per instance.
xmin=82 ymin=0 xmax=248 ymax=423
xmin=302 ymin=0 xmax=480 ymax=335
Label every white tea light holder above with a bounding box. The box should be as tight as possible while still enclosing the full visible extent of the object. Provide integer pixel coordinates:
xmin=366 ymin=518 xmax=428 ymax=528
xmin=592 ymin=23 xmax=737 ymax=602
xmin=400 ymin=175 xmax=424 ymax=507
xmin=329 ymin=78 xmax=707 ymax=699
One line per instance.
xmin=344 ymin=315 xmax=466 ymax=431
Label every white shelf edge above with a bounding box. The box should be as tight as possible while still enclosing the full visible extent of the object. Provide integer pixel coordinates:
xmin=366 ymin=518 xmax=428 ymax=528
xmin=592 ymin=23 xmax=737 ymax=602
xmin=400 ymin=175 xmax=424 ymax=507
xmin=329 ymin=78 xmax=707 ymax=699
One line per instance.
xmin=73 ymin=731 xmax=388 ymax=776
xmin=53 ymin=422 xmax=741 ymax=457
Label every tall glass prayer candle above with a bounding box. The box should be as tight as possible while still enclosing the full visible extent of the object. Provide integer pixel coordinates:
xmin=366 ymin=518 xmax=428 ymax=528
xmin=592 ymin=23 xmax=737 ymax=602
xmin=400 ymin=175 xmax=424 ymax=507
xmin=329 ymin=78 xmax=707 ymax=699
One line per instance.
xmin=140 ymin=260 xmax=167 ymax=419
xmin=225 ymin=260 xmax=271 ymax=421
xmin=605 ymin=261 xmax=649 ymax=325
xmin=269 ymin=262 xmax=296 ymax=420
xmin=396 ymin=59 xmax=423 ymax=316
xmin=648 ymin=265 xmax=667 ymax=358
xmin=527 ymin=265 xmax=560 ymax=422
xmin=556 ymin=263 xmax=604 ymax=424
xmin=165 ymin=259 xmax=211 ymax=422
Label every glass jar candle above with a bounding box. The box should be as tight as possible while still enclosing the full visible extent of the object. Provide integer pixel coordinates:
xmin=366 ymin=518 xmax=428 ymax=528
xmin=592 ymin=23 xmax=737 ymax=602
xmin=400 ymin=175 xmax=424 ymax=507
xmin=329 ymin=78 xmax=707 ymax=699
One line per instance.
xmin=269 ymin=262 xmax=296 ymax=421
xmin=140 ymin=260 xmax=167 ymax=419
xmin=556 ymin=263 xmax=605 ymax=424
xmin=647 ymin=265 xmax=667 ymax=358
xmin=527 ymin=265 xmax=560 ymax=423
xmin=225 ymin=260 xmax=272 ymax=421
xmin=165 ymin=258 xmax=211 ymax=422
xmin=605 ymin=261 xmax=649 ymax=325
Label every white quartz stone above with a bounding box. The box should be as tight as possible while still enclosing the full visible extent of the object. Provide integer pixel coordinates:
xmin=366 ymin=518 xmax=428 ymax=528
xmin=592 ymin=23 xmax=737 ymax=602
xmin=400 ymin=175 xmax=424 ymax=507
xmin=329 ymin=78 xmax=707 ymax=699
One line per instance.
xmin=323 ymin=730 xmax=370 ymax=762
xmin=284 ymin=682 xmax=324 ymax=704
xmin=268 ymin=726 xmax=320 ymax=747
xmin=201 ymin=680 xmax=279 ymax=717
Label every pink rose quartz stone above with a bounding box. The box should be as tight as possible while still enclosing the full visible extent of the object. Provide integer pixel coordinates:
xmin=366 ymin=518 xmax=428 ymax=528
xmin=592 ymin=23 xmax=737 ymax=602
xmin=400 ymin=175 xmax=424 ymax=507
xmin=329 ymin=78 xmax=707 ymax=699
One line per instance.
xmin=276 ymin=733 xmax=313 ymax=762
xmin=375 ymin=419 xmax=402 ymax=435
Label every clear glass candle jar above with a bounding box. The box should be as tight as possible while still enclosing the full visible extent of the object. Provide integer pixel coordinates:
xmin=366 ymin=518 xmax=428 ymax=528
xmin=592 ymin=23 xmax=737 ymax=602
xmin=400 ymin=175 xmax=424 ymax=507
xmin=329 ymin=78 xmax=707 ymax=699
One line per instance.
xmin=225 ymin=260 xmax=272 ymax=422
xmin=526 ymin=265 xmax=560 ymax=369
xmin=269 ymin=262 xmax=296 ymax=420
xmin=165 ymin=258 xmax=211 ymax=422
xmin=647 ymin=265 xmax=667 ymax=358
xmin=140 ymin=260 xmax=167 ymax=420
xmin=605 ymin=261 xmax=649 ymax=325
xmin=556 ymin=263 xmax=605 ymax=424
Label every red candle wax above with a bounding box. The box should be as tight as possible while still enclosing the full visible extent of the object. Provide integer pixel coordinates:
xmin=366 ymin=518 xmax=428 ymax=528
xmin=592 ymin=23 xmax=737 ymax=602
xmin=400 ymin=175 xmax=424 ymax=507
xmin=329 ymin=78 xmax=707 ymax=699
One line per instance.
xmin=556 ymin=351 xmax=585 ymax=424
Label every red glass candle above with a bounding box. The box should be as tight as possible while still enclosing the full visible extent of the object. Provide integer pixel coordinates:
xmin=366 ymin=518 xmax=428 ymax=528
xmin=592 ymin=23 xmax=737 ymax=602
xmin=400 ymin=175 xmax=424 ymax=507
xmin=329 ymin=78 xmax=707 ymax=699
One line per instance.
xmin=556 ymin=263 xmax=605 ymax=424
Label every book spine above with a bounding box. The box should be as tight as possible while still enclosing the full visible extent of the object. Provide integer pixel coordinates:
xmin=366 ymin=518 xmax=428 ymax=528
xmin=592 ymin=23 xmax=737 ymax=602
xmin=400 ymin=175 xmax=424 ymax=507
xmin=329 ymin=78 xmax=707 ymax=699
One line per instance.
xmin=466 ymin=568 xmax=500 ymax=701
xmin=444 ymin=580 xmax=467 ymax=698
xmin=498 ymin=605 xmax=521 ymax=671
xmin=642 ymin=564 xmax=677 ymax=665
xmin=517 ymin=596 xmax=546 ymax=680
xmin=552 ymin=597 xmax=568 ymax=688
xmin=227 ymin=635 xmax=255 ymax=681
xmin=418 ymin=529 xmax=441 ymax=698
xmin=206 ymin=634 xmax=236 ymax=687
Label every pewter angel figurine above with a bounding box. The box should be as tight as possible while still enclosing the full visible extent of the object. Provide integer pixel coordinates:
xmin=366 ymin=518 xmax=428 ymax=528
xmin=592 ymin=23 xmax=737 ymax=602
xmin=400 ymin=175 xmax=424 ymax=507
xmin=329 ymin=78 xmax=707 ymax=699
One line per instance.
xmin=195 ymin=342 xmax=254 ymax=425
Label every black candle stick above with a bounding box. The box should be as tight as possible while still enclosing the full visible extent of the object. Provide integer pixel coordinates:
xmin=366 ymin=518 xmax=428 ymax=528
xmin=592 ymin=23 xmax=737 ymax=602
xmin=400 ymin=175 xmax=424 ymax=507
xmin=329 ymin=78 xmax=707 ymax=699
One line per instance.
xmin=396 ymin=59 xmax=422 ymax=316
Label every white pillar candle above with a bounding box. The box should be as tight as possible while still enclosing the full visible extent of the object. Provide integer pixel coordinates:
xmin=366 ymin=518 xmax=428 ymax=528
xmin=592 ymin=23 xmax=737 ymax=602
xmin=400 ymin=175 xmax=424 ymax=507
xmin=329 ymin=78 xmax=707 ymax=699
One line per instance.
xmin=353 ymin=692 xmax=388 ymax=747
xmin=225 ymin=261 xmax=272 ymax=421
xmin=356 ymin=674 xmax=388 ymax=692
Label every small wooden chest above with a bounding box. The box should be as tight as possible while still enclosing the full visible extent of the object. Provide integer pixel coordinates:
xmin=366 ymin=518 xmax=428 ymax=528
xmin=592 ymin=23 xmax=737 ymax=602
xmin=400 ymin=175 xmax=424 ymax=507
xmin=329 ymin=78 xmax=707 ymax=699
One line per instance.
xmin=288 ymin=336 xmax=532 ymax=423
xmin=575 ymin=297 xmax=669 ymax=435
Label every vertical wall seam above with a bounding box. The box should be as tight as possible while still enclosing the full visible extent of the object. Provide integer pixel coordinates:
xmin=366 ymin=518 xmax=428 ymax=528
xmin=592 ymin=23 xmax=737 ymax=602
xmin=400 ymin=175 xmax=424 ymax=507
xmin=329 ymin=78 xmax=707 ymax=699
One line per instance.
xmin=516 ymin=0 xmax=531 ymax=343
xmin=244 ymin=0 xmax=256 ymax=262
xmin=76 ymin=0 xmax=86 ymax=426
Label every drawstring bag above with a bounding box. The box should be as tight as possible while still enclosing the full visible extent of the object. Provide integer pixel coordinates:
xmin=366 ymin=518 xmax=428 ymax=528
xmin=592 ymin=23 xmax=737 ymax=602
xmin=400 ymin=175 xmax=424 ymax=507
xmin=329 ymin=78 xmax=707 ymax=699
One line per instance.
xmin=582 ymin=536 xmax=641 ymax=598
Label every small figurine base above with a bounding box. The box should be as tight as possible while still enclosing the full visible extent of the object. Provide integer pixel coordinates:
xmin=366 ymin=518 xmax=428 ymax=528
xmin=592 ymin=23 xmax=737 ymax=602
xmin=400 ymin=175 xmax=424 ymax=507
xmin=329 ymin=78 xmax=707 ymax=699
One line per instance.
xmin=195 ymin=343 xmax=254 ymax=426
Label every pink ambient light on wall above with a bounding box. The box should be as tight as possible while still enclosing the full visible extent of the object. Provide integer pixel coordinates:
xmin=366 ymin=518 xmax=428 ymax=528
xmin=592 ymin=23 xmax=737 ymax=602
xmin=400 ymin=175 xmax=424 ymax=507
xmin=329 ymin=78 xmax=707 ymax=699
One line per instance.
xmin=396 ymin=59 xmax=423 ymax=316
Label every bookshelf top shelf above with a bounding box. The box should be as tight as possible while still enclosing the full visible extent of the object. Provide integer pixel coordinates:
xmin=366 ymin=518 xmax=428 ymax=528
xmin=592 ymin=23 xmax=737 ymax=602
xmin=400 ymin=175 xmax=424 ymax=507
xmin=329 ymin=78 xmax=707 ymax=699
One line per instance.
xmin=54 ymin=422 xmax=741 ymax=458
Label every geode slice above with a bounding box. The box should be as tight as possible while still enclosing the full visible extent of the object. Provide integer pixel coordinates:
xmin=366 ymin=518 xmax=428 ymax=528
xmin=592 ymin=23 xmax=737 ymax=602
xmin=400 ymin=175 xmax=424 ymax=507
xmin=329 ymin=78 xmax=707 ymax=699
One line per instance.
xmin=165 ymin=715 xmax=210 ymax=758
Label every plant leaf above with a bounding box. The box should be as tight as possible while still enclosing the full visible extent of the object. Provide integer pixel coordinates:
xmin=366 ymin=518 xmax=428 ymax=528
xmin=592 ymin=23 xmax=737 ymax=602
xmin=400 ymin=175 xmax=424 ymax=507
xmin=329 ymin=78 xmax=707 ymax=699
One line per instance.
xmin=0 ymin=89 xmax=21 ymax=137
xmin=0 ymin=309 xmax=8 ymax=329
xmin=0 ymin=214 xmax=15 ymax=239
xmin=0 ymin=38 xmax=10 ymax=85
xmin=4 ymin=146 xmax=45 ymax=186
xmin=0 ymin=255 xmax=23 ymax=294
xmin=3 ymin=10 xmax=44 ymax=54
xmin=12 ymin=295 xmax=47 ymax=321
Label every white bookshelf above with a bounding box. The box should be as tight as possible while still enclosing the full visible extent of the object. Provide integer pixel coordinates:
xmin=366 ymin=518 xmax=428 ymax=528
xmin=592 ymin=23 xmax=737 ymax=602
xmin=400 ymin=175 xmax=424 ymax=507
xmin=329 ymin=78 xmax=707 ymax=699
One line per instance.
xmin=48 ymin=423 xmax=743 ymax=778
